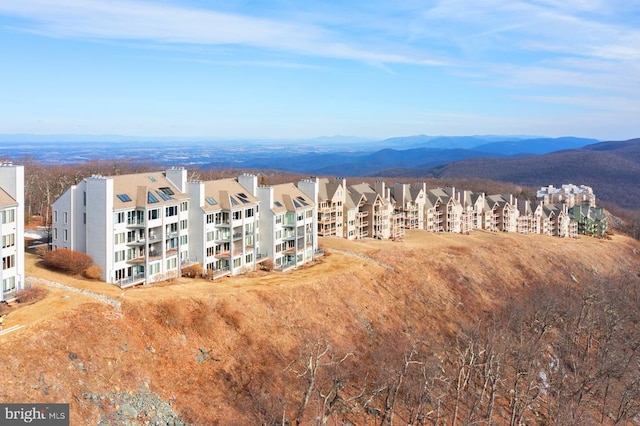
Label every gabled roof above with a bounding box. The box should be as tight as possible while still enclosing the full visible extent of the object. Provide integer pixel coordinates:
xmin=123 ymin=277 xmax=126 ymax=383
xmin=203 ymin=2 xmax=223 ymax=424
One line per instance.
xmin=349 ymin=183 xmax=386 ymax=206
xmin=272 ymin=183 xmax=314 ymax=213
xmin=202 ymin=178 xmax=258 ymax=212
xmin=345 ymin=188 xmax=365 ymax=210
xmin=0 ymin=188 xmax=17 ymax=208
xmin=112 ymin=171 xmax=188 ymax=210
xmin=318 ymin=178 xmax=343 ymax=203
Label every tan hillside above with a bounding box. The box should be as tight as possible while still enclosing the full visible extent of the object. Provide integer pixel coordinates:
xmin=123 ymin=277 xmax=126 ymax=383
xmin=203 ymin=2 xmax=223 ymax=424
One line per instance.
xmin=2 ymin=231 xmax=640 ymax=425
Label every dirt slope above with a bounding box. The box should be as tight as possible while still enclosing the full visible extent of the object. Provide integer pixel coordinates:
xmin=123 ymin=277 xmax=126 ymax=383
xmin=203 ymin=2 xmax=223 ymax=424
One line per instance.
xmin=1 ymin=231 xmax=640 ymax=424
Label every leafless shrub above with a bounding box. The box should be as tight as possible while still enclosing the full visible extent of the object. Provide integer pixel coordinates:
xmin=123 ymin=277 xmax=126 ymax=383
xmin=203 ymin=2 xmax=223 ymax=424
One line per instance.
xmin=42 ymin=249 xmax=93 ymax=275
xmin=82 ymin=264 xmax=103 ymax=280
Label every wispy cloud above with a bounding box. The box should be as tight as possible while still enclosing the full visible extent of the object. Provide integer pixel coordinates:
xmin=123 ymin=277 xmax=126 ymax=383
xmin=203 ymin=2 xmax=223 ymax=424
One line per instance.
xmin=0 ymin=0 xmax=444 ymax=66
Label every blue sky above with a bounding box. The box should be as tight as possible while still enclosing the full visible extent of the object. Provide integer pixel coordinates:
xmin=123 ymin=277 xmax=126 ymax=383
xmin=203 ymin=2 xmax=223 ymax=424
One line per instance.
xmin=0 ymin=0 xmax=638 ymax=140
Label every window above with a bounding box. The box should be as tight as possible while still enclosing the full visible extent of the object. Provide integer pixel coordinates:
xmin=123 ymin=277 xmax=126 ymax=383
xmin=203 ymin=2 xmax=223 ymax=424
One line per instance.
xmin=275 ymin=215 xmax=282 ymax=224
xmin=167 ymin=258 xmax=177 ymax=269
xmin=148 ymin=209 xmax=160 ymax=220
xmin=54 ymin=211 xmax=58 ymax=223
xmin=83 ymin=191 xmax=86 ymax=206
xmin=306 ymin=210 xmax=313 ymax=218
xmin=206 ymin=214 xmax=215 ymax=224
xmin=156 ymin=190 xmax=171 ymax=201
xmin=53 ymin=228 xmax=58 ymax=239
xmin=246 ymin=253 xmax=253 ymax=263
xmin=207 ymin=246 xmax=215 ymax=257
xmin=2 ymin=234 xmax=15 ymax=248
xmin=115 ymin=250 xmax=125 ymax=262
xmin=2 ymin=254 xmax=15 ymax=270
xmin=115 ymin=212 xmax=125 ymax=224
xmin=64 ymin=212 xmax=68 ymax=224
xmin=63 ymin=229 xmax=68 ymax=241
xmin=149 ymin=262 xmax=160 ymax=275
xmin=233 ymin=211 xmax=241 ymax=220
xmin=180 ymin=201 xmax=188 ymax=211
xmin=180 ymin=235 xmax=188 ymax=245
xmin=2 ymin=209 xmax=15 ymax=224
xmin=180 ymin=219 xmax=188 ymax=230
xmin=114 ymin=232 xmax=125 ymax=245
xmin=166 ymin=206 xmax=178 ymax=217
xmin=233 ymin=258 xmax=241 ymax=268
xmin=206 ymin=231 xmax=215 ymax=242
xmin=245 ymin=208 xmax=254 ymax=218
xmin=159 ymin=187 xmax=175 ymax=196
xmin=3 ymin=276 xmax=15 ymax=292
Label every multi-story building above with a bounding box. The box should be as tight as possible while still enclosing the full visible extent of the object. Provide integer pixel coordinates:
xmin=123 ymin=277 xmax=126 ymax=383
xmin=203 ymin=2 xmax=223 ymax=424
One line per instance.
xmin=391 ymin=183 xmax=425 ymax=230
xmin=240 ymin=175 xmax=317 ymax=271
xmin=344 ymin=188 xmax=369 ymax=240
xmin=348 ymin=182 xmax=394 ymax=240
xmin=569 ymin=205 xmax=607 ymax=236
xmin=457 ymin=190 xmax=485 ymax=233
xmin=310 ymin=178 xmax=346 ymax=238
xmin=537 ymin=184 xmax=596 ymax=208
xmin=428 ymin=188 xmax=463 ymax=233
xmin=0 ymin=163 xmax=25 ymax=302
xmin=188 ymin=177 xmax=262 ymax=279
xmin=52 ymin=168 xmax=191 ymax=287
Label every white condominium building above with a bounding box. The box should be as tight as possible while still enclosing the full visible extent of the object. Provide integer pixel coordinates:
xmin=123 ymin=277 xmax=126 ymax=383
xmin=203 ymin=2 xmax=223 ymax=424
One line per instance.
xmin=52 ymin=167 xmax=190 ymax=287
xmin=0 ymin=163 xmax=24 ymax=302
xmin=239 ymin=175 xmax=317 ymax=271
xmin=188 ymin=178 xmax=262 ymax=279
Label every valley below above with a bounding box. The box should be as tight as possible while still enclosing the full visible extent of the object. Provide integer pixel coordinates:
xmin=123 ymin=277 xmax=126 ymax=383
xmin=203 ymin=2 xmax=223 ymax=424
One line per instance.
xmin=2 ymin=230 xmax=640 ymax=425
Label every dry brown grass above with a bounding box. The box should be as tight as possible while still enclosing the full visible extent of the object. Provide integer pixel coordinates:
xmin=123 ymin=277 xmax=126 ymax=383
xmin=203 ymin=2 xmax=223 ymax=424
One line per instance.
xmin=2 ymin=231 xmax=640 ymax=424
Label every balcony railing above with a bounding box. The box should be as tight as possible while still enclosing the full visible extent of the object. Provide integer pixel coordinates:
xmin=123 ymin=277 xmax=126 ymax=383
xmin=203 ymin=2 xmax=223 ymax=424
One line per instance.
xmin=118 ymin=274 xmax=146 ymax=289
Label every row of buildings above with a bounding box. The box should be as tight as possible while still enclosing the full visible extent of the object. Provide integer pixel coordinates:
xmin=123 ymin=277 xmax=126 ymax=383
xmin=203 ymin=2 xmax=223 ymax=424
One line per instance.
xmin=1 ymin=163 xmax=607 ymax=298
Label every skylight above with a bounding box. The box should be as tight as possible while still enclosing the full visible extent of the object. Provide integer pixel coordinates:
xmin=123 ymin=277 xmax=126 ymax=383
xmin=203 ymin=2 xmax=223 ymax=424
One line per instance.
xmin=156 ymin=190 xmax=171 ymax=201
xmin=296 ymin=196 xmax=309 ymax=206
xmin=206 ymin=197 xmax=218 ymax=206
xmin=116 ymin=194 xmax=132 ymax=202
xmin=159 ymin=187 xmax=175 ymax=196
xmin=274 ymin=201 xmax=283 ymax=207
xmin=148 ymin=192 xmax=159 ymax=203
xmin=148 ymin=176 xmax=157 ymax=182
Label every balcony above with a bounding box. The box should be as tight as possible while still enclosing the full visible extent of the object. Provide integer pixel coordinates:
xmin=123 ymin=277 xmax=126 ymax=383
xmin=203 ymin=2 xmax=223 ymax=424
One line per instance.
xmin=118 ymin=274 xmax=146 ymax=288
xmin=126 ymin=238 xmax=145 ymax=246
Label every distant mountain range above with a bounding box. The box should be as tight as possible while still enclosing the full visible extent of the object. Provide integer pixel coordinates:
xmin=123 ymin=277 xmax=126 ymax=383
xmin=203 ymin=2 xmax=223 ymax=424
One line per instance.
xmin=233 ymin=136 xmax=599 ymax=173
xmin=4 ymin=133 xmax=639 ymax=209
xmin=375 ymin=138 xmax=640 ymax=210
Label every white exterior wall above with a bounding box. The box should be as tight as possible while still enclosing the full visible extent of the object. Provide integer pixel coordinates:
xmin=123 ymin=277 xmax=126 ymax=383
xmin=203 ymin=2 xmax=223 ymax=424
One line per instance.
xmin=187 ymin=181 xmax=206 ymax=269
xmin=0 ymin=164 xmax=25 ymax=301
xmin=296 ymin=178 xmax=319 ymax=251
xmin=85 ymin=176 xmax=113 ymax=281
xmin=256 ymin=186 xmax=275 ymax=262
